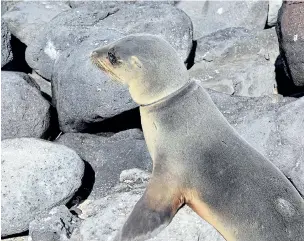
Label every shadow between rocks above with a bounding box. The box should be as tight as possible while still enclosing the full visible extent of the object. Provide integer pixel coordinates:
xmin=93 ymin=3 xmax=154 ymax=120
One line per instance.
xmin=185 ymin=40 xmax=197 ymax=70
xmin=66 ymin=160 xmax=95 ymax=208
xmin=275 ymin=55 xmax=304 ymax=97
xmin=1 ymin=231 xmax=29 ymax=240
xmin=44 ymin=106 xmax=61 ymax=141
xmin=83 ymin=107 xmax=142 ymax=134
xmin=1 ymin=35 xmax=31 ymax=73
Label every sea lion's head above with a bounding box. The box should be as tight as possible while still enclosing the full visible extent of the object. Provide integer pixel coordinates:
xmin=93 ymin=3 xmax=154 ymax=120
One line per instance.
xmin=91 ymin=34 xmax=189 ymax=105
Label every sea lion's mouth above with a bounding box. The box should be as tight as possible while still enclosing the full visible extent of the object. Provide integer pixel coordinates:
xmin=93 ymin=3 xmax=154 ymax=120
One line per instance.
xmin=91 ymin=55 xmax=122 ymax=82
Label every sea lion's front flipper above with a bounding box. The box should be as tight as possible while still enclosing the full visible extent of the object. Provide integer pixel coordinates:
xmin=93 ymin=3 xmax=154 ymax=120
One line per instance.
xmin=114 ymin=179 xmax=184 ymax=241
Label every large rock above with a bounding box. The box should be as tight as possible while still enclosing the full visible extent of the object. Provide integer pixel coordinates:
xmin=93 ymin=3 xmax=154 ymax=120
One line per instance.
xmin=2 ymin=1 xmax=70 ymax=45
xmin=276 ymin=1 xmax=304 ymax=86
xmin=176 ymin=0 xmax=268 ymax=39
xmin=51 ymin=30 xmax=137 ymax=132
xmin=25 ymin=3 xmax=192 ymax=132
xmin=1 ymin=20 xmax=13 ymax=67
xmin=26 ymin=2 xmax=193 ymax=80
xmin=1 ymin=71 xmax=51 ymax=140
xmin=1 ymin=138 xmax=84 ymax=237
xmin=190 ymin=28 xmax=279 ymax=97
xmin=70 ymin=170 xmax=224 ymax=241
xmin=56 ymin=129 xmax=152 ymax=199
xmin=209 ymin=90 xmax=304 ymax=194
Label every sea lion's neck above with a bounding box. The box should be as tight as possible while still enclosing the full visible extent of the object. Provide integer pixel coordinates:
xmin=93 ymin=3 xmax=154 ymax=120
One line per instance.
xmin=140 ymin=80 xmax=193 ymax=107
xmin=128 ymin=69 xmax=189 ymax=106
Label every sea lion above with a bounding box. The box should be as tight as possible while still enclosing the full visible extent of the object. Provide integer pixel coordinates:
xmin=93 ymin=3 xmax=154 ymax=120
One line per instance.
xmin=90 ymin=34 xmax=304 ymax=241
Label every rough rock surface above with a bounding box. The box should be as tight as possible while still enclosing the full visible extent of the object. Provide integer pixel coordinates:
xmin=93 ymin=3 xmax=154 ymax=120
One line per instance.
xmin=176 ymin=0 xmax=268 ymax=39
xmin=267 ymin=0 xmax=283 ymax=27
xmin=1 ymin=20 xmax=13 ymax=67
xmin=70 ymin=170 xmax=225 ymax=241
xmin=26 ymin=3 xmax=193 ymax=80
xmin=1 ymin=71 xmax=51 ymax=140
xmin=190 ymin=28 xmax=279 ymax=97
xmin=1 ymin=1 xmax=18 ymax=15
xmin=2 ymin=1 xmax=70 ymax=45
xmin=29 ymin=205 xmax=81 ymax=241
xmin=56 ymin=129 xmax=152 ymax=199
xmin=67 ymin=1 xmax=174 ymax=9
xmin=276 ymin=1 xmax=304 ymax=86
xmin=51 ymin=30 xmax=136 ymax=132
xmin=1 ymin=138 xmax=84 ymax=237
xmin=209 ymin=90 xmax=304 ymax=194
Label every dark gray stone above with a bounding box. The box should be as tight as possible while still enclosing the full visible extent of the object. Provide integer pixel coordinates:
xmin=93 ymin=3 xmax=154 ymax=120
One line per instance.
xmin=51 ymin=29 xmax=137 ymax=132
xmin=209 ymin=90 xmax=304 ymax=195
xmin=26 ymin=2 xmax=192 ymax=80
xmin=1 ymin=71 xmax=51 ymax=140
xmin=29 ymin=206 xmax=81 ymax=241
xmin=1 ymin=20 xmax=13 ymax=67
xmin=276 ymin=1 xmax=304 ymax=86
xmin=2 ymin=1 xmax=70 ymax=45
xmin=1 ymin=138 xmax=84 ymax=237
xmin=190 ymin=28 xmax=279 ymax=97
xmin=176 ymin=0 xmax=268 ymax=39
xmin=56 ymin=129 xmax=152 ymax=199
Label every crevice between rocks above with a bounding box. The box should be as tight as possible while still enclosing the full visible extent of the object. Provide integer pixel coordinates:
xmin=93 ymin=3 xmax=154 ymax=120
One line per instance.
xmin=185 ymin=40 xmax=197 ymax=70
xmin=66 ymin=160 xmax=95 ymax=208
xmin=1 ymin=35 xmax=31 ymax=73
xmin=285 ymin=175 xmax=304 ymax=199
xmin=44 ymin=106 xmax=61 ymax=141
xmin=1 ymin=231 xmax=29 ymax=240
xmin=275 ymin=56 xmax=304 ymax=97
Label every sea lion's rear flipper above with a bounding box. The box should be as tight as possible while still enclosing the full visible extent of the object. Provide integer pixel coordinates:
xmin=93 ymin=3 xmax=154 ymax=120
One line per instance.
xmin=114 ymin=179 xmax=184 ymax=241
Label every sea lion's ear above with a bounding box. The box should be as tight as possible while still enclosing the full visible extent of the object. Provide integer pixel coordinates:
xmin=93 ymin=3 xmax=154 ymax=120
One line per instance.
xmin=113 ymin=179 xmax=184 ymax=241
xmin=130 ymin=56 xmax=142 ymax=69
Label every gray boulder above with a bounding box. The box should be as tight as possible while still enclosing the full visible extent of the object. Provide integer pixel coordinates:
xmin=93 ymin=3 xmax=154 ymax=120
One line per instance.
xmin=209 ymin=90 xmax=304 ymax=195
xmin=1 ymin=138 xmax=84 ymax=237
xmin=190 ymin=28 xmax=279 ymax=97
xmin=29 ymin=205 xmax=81 ymax=241
xmin=26 ymin=2 xmax=193 ymax=80
xmin=176 ymin=0 xmax=268 ymax=39
xmin=2 ymin=1 xmax=70 ymax=45
xmin=1 ymin=71 xmax=51 ymax=140
xmin=1 ymin=20 xmax=13 ymax=67
xmin=51 ymin=30 xmax=136 ymax=132
xmin=276 ymin=1 xmax=304 ymax=86
xmin=56 ymin=129 xmax=152 ymax=199
xmin=70 ymin=169 xmax=224 ymax=241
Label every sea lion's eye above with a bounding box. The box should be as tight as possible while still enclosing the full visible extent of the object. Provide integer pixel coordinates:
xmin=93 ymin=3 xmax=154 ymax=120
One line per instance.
xmin=108 ymin=52 xmax=117 ymax=65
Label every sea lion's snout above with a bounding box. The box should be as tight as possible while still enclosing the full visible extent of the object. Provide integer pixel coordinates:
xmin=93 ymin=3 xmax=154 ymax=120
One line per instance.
xmin=90 ymin=51 xmax=98 ymax=59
